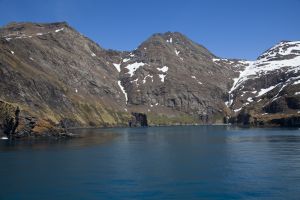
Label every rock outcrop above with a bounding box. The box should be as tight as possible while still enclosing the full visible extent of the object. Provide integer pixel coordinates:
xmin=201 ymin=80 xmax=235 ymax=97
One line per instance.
xmin=129 ymin=113 xmax=148 ymax=127
xmin=0 ymin=101 xmax=19 ymax=136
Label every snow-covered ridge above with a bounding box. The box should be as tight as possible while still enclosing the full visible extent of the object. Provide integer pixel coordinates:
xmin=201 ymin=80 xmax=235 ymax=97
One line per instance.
xmin=229 ymin=41 xmax=300 ymax=94
xmin=258 ymin=41 xmax=300 ymax=61
xmin=212 ymin=58 xmax=235 ymax=65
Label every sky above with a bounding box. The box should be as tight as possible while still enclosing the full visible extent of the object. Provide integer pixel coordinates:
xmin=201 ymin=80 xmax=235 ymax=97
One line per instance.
xmin=0 ymin=0 xmax=299 ymax=60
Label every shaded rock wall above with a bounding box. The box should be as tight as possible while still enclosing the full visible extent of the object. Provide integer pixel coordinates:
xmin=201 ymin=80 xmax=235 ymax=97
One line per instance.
xmin=0 ymin=101 xmax=19 ymax=136
xmin=130 ymin=113 xmax=148 ymax=127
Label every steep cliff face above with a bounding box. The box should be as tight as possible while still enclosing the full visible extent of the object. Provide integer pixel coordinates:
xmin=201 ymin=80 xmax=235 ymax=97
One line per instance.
xmin=0 ymin=101 xmax=19 ymax=136
xmin=228 ymin=41 xmax=300 ymax=126
xmin=0 ymin=22 xmax=130 ymax=128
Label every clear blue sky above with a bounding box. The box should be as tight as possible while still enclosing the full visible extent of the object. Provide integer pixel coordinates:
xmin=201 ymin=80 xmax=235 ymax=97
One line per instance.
xmin=0 ymin=0 xmax=299 ymax=60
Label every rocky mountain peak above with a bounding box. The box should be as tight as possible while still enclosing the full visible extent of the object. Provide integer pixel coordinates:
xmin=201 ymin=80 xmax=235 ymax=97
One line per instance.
xmin=0 ymin=22 xmax=70 ymax=39
xmin=132 ymin=31 xmax=215 ymax=66
xmin=257 ymin=40 xmax=300 ymax=61
xmin=148 ymin=31 xmax=189 ymax=45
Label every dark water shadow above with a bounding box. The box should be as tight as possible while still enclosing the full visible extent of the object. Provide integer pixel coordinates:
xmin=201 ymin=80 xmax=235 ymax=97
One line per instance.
xmin=0 ymin=128 xmax=120 ymax=152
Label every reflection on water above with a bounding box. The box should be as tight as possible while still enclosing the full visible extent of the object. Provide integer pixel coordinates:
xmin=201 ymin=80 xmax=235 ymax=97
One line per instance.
xmin=0 ymin=128 xmax=120 ymax=151
xmin=229 ymin=134 xmax=300 ymax=143
xmin=0 ymin=126 xmax=300 ymax=200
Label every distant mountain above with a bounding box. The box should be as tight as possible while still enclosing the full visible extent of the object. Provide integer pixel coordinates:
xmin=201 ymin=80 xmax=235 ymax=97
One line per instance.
xmin=228 ymin=41 xmax=300 ymax=126
xmin=0 ymin=22 xmax=299 ymax=137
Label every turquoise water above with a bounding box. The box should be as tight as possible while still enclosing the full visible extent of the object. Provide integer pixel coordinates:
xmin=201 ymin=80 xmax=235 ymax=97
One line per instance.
xmin=1 ymin=126 xmax=300 ymax=199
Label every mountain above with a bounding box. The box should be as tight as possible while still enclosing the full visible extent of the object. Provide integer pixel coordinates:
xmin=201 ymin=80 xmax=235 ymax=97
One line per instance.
xmin=0 ymin=22 xmax=299 ymax=137
xmin=228 ymin=41 xmax=300 ymax=126
xmin=0 ymin=22 xmax=130 ymax=135
xmin=117 ymin=32 xmax=236 ymax=124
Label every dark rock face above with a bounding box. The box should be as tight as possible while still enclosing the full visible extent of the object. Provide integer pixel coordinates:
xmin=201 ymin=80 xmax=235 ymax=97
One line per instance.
xmin=0 ymin=100 xmax=69 ymax=138
xmin=130 ymin=113 xmax=148 ymax=127
xmin=0 ymin=101 xmax=18 ymax=136
xmin=286 ymin=96 xmax=300 ymax=109
xmin=263 ymin=98 xmax=288 ymax=114
xmin=271 ymin=116 xmax=300 ymax=127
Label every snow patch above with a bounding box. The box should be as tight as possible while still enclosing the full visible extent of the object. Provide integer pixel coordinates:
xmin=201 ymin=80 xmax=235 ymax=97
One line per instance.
xmin=1 ymin=136 xmax=8 ymax=140
xmin=55 ymin=28 xmax=64 ymax=33
xmin=123 ymin=58 xmax=130 ymax=63
xmin=113 ymin=63 xmax=121 ymax=72
xmin=158 ymin=74 xmax=166 ymax=82
xmin=234 ymin=108 xmax=242 ymax=112
xmin=247 ymin=97 xmax=253 ymax=102
xmin=157 ymin=66 xmax=168 ymax=73
xmin=256 ymin=85 xmax=278 ymax=97
xmin=143 ymin=74 xmax=153 ymax=84
xmin=10 ymin=51 xmax=14 ymax=55
xmin=118 ymin=81 xmax=128 ymax=103
xmin=293 ymin=80 xmax=300 ymax=85
xmin=91 ymin=53 xmax=96 ymax=57
xmin=125 ymin=62 xmax=145 ymax=77
xmin=295 ymin=92 xmax=300 ymax=95
xmin=131 ymin=78 xmax=139 ymax=85
xmin=166 ymin=38 xmax=173 ymax=43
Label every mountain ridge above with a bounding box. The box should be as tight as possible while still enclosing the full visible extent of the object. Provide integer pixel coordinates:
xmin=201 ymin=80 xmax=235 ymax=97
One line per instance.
xmin=0 ymin=22 xmax=299 ymax=137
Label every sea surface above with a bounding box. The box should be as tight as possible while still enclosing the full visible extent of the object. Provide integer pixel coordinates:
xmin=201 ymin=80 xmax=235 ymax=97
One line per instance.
xmin=1 ymin=125 xmax=300 ymax=199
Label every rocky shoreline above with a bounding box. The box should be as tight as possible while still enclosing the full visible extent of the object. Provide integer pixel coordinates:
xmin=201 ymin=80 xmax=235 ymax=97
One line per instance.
xmin=1 ymin=102 xmax=299 ymax=140
xmin=0 ymin=100 xmax=78 ymax=139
